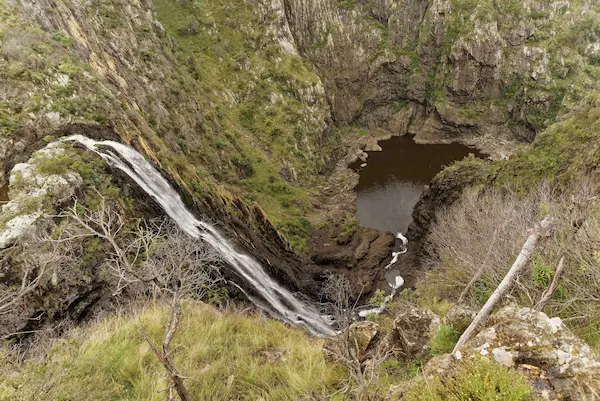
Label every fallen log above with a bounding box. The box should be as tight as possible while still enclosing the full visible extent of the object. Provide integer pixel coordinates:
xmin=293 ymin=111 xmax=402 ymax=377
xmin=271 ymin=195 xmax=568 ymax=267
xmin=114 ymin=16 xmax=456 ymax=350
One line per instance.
xmin=453 ymin=216 xmax=554 ymax=353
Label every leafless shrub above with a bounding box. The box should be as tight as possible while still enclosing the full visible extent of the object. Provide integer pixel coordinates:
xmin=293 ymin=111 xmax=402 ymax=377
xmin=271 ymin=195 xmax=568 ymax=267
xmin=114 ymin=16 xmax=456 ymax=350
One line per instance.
xmin=322 ymin=273 xmax=392 ymax=400
xmin=422 ymin=186 xmax=545 ymax=304
xmin=54 ymin=195 xmax=222 ymax=400
xmin=422 ymin=177 xmax=600 ymax=340
xmin=322 ymin=272 xmax=354 ymax=329
xmin=0 ymin=228 xmax=75 ymax=331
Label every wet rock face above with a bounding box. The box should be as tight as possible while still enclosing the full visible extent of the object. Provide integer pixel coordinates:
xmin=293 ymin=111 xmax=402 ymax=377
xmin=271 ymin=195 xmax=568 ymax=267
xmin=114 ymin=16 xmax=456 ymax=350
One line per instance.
xmin=459 ymin=306 xmax=600 ymax=400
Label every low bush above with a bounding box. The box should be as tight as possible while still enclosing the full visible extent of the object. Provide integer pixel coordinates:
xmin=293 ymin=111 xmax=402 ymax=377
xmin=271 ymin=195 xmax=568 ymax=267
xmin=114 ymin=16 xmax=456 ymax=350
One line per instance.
xmin=429 ymin=324 xmax=460 ymax=356
xmin=403 ymin=357 xmax=536 ymax=401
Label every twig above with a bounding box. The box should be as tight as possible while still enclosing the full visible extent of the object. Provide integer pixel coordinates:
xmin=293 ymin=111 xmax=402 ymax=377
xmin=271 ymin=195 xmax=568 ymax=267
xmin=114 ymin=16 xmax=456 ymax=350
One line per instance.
xmin=535 ymin=256 xmax=565 ymax=312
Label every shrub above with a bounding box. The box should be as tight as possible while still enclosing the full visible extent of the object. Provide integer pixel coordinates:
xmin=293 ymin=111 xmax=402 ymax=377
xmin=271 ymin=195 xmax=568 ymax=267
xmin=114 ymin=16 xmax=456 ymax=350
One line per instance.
xmin=429 ymin=324 xmax=460 ymax=356
xmin=404 ymin=357 xmax=535 ymax=401
xmin=369 ymin=289 xmax=386 ymax=306
xmin=231 ymin=156 xmax=255 ymax=178
xmin=421 ymin=178 xmax=600 ymax=348
xmin=276 ymin=217 xmax=313 ymax=249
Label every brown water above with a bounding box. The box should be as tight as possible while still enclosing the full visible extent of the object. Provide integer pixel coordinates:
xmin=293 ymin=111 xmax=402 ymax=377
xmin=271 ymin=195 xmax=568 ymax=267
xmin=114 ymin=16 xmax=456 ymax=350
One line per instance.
xmin=351 ymin=135 xmax=483 ymax=234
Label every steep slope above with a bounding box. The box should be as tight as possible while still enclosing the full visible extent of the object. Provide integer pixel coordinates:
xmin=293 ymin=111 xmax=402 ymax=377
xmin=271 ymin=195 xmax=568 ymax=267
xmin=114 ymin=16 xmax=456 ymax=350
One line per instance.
xmin=281 ymin=0 xmax=600 ymax=153
xmin=2 ymin=0 xmax=600 ymax=339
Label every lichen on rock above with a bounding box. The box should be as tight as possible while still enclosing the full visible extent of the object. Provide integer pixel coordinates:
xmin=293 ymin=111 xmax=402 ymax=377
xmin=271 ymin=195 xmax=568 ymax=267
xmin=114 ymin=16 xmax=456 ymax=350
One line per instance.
xmin=0 ymin=143 xmax=82 ymax=248
xmin=456 ymin=305 xmax=600 ymax=400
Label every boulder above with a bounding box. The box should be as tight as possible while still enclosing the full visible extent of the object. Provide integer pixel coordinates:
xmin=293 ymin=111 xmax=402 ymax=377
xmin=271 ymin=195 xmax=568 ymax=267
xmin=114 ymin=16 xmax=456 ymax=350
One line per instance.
xmin=382 ymin=305 xmax=440 ymax=360
xmin=323 ymin=321 xmax=380 ymax=363
xmin=457 ymin=305 xmax=600 ymax=400
xmin=443 ymin=304 xmax=476 ymax=333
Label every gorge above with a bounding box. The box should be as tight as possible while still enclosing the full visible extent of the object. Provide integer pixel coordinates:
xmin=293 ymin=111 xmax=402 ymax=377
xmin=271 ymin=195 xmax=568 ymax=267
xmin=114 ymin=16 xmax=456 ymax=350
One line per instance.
xmin=65 ymin=134 xmax=335 ymax=336
xmin=1 ymin=0 xmax=600 ymax=399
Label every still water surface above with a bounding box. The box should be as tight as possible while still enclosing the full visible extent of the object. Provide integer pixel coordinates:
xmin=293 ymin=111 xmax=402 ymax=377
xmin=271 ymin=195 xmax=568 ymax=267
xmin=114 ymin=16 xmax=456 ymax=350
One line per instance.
xmin=351 ymin=135 xmax=483 ymax=234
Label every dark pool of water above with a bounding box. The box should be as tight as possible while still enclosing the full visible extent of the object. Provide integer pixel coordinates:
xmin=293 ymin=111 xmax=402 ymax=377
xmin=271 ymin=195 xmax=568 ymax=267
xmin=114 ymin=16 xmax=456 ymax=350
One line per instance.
xmin=351 ymin=135 xmax=483 ymax=234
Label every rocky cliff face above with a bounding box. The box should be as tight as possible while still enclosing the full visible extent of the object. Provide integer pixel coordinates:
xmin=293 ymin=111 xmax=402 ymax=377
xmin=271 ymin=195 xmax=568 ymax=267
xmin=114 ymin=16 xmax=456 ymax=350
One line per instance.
xmin=277 ymin=0 xmax=600 ymax=154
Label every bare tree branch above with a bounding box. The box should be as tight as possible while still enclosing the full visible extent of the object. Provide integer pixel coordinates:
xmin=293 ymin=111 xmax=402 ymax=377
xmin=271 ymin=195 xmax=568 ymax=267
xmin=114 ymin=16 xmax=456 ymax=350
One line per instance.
xmin=535 ymin=256 xmax=565 ymax=312
xmin=453 ymin=217 xmax=554 ymax=353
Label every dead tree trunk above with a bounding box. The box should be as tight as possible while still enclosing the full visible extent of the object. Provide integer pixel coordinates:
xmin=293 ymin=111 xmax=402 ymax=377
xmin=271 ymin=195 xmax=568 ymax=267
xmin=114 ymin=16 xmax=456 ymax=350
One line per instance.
xmin=535 ymin=256 xmax=565 ymax=312
xmin=453 ymin=217 xmax=553 ymax=353
xmin=143 ymin=296 xmax=191 ymax=401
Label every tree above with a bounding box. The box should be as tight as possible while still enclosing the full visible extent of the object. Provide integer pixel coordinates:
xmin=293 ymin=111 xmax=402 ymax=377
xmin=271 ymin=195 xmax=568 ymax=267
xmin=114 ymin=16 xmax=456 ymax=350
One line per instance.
xmin=322 ymin=273 xmax=392 ymax=400
xmin=57 ymin=195 xmax=222 ymax=401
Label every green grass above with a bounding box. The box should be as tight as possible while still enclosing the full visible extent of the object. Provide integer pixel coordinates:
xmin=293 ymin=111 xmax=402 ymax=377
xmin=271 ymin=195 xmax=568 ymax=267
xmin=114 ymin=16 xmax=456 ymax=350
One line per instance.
xmin=0 ymin=302 xmax=342 ymax=401
xmin=403 ymin=357 xmax=536 ymax=401
xmin=429 ymin=324 xmax=460 ymax=356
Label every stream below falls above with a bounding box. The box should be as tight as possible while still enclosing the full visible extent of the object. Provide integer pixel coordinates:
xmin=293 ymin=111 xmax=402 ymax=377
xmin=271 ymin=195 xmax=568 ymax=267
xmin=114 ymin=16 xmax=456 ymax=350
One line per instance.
xmin=351 ymin=135 xmax=484 ymax=234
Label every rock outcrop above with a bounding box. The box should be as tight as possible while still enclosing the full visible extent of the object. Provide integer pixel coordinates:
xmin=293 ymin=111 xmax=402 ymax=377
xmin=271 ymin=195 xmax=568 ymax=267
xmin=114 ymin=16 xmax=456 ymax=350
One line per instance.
xmin=381 ymin=304 xmax=440 ymax=360
xmin=442 ymin=304 xmax=477 ymax=333
xmin=0 ymin=143 xmax=83 ymax=249
xmin=330 ymin=320 xmax=381 ymax=361
xmin=305 ymin=223 xmax=395 ymax=297
xmin=425 ymin=305 xmax=600 ymax=401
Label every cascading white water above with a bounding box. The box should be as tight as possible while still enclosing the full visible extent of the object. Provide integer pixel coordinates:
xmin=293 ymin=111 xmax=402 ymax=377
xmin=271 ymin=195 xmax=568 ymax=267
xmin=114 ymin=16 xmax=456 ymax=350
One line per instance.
xmin=64 ymin=135 xmax=335 ymax=336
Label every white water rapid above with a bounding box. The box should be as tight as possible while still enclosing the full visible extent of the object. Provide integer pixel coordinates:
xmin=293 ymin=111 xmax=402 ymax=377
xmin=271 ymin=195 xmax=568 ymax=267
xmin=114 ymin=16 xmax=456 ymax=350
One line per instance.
xmin=64 ymin=135 xmax=335 ymax=336
xmin=358 ymin=232 xmax=407 ymax=318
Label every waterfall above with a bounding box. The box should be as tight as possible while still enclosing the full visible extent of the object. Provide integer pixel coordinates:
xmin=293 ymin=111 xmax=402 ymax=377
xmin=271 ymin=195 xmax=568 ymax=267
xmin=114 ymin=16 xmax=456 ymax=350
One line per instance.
xmin=64 ymin=135 xmax=335 ymax=337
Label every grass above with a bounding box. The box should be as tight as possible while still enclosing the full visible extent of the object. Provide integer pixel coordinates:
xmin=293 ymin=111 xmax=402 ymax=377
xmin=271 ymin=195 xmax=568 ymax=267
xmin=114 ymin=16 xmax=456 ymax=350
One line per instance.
xmin=0 ymin=302 xmax=342 ymax=401
xmin=428 ymin=324 xmax=460 ymax=356
xmin=403 ymin=356 xmax=536 ymax=401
